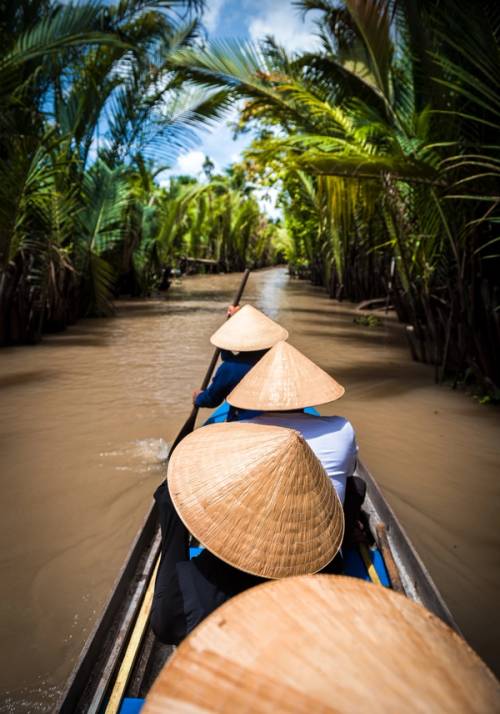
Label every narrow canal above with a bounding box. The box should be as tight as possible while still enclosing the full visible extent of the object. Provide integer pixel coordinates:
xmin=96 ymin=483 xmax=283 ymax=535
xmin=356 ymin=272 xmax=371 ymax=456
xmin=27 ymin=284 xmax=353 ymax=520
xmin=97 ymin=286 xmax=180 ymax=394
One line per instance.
xmin=0 ymin=268 xmax=499 ymax=711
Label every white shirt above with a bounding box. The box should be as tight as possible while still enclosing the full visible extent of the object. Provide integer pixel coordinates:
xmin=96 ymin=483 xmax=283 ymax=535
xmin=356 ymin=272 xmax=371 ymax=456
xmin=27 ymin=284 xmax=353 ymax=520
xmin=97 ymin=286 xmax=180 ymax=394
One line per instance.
xmin=243 ymin=413 xmax=358 ymax=503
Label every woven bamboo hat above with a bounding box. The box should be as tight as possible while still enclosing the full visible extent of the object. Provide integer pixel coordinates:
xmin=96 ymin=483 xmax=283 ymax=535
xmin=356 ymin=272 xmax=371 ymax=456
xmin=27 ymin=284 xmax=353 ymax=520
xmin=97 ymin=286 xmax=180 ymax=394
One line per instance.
xmin=167 ymin=422 xmax=343 ymax=579
xmin=144 ymin=575 xmax=500 ymax=714
xmin=228 ymin=340 xmax=345 ymax=410
xmin=210 ymin=304 xmax=288 ymax=351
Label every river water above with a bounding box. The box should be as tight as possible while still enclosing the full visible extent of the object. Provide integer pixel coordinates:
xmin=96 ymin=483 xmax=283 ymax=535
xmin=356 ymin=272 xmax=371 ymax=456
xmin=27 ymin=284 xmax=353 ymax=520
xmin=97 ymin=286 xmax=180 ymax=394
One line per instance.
xmin=0 ymin=268 xmax=499 ymax=711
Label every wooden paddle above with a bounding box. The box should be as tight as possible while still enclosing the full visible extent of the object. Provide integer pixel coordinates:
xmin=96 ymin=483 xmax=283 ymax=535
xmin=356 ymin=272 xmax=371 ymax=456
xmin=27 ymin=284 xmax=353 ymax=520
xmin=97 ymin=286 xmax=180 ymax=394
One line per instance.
xmin=169 ymin=267 xmax=251 ymax=452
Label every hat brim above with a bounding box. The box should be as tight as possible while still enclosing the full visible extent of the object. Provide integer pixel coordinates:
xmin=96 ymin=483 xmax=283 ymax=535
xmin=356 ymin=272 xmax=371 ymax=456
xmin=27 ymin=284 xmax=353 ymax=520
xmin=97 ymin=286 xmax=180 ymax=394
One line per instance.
xmin=167 ymin=423 xmax=344 ymax=579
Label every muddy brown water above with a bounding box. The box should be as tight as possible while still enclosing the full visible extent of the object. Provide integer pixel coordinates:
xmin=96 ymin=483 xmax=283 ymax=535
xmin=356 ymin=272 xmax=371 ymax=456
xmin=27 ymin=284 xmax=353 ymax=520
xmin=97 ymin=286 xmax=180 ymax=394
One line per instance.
xmin=0 ymin=267 xmax=499 ymax=711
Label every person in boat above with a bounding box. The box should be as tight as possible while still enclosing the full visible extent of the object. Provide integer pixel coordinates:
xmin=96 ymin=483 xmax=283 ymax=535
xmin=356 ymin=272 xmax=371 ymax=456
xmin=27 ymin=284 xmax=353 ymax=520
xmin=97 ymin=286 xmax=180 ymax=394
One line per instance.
xmin=146 ymin=575 xmax=500 ymax=714
xmin=227 ymin=340 xmax=357 ymax=504
xmin=192 ymin=304 xmax=288 ymax=421
xmin=151 ymin=422 xmax=344 ymax=645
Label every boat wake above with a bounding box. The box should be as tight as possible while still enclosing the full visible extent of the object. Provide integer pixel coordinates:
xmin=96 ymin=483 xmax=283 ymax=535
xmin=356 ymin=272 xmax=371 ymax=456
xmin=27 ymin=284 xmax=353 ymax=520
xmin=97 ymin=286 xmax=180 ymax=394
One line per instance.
xmin=132 ymin=438 xmax=170 ymax=465
xmin=99 ymin=438 xmax=170 ymax=476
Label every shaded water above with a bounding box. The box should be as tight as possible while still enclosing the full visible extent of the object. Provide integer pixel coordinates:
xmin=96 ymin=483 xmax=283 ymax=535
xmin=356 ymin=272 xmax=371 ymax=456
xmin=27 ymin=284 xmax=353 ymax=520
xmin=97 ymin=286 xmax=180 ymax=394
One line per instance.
xmin=0 ymin=268 xmax=499 ymax=711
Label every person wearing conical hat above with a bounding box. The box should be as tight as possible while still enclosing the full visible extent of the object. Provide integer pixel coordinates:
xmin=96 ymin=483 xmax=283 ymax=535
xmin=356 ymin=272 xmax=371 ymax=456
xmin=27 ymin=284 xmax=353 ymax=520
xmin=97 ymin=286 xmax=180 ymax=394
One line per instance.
xmin=151 ymin=422 xmax=344 ymax=646
xmin=192 ymin=304 xmax=288 ymax=421
xmin=227 ymin=340 xmax=357 ymax=504
xmin=145 ymin=575 xmax=500 ymax=714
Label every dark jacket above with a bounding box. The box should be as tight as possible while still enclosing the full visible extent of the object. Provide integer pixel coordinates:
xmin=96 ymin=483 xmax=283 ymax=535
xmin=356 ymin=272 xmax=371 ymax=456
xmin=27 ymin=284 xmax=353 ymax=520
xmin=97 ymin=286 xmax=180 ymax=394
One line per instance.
xmin=151 ymin=482 xmax=343 ymax=646
xmin=194 ymin=349 xmax=266 ymax=419
xmin=151 ymin=482 xmax=262 ymax=645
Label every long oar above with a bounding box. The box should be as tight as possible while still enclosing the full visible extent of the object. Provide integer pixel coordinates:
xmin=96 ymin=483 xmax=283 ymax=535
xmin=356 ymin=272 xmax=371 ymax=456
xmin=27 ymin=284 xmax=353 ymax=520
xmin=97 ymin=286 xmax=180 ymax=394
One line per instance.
xmin=169 ymin=267 xmax=251 ymax=452
xmin=104 ymin=269 xmax=251 ymax=714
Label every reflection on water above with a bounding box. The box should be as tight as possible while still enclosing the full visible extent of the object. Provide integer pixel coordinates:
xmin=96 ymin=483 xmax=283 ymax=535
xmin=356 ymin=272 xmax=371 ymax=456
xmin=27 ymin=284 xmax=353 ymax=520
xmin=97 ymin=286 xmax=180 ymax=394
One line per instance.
xmin=0 ymin=267 xmax=499 ymax=711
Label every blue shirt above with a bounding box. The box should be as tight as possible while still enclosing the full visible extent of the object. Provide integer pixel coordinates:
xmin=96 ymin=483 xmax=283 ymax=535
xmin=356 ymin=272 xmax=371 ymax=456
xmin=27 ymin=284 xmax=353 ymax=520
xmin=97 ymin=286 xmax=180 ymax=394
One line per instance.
xmin=195 ymin=350 xmax=265 ymax=420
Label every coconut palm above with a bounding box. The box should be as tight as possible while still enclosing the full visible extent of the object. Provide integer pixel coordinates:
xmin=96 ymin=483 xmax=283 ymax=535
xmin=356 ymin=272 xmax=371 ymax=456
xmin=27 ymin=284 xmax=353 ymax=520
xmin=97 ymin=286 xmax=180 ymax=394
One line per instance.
xmin=170 ymin=0 xmax=500 ymax=393
xmin=134 ymin=169 xmax=280 ymax=279
xmin=0 ymin=0 xmax=233 ymax=344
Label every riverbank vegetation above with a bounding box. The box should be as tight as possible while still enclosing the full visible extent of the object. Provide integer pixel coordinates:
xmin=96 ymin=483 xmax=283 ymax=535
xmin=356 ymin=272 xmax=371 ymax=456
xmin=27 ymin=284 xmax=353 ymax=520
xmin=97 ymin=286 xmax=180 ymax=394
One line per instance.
xmin=1 ymin=1 xmax=499 ymax=397
xmin=173 ymin=0 xmax=500 ymax=395
xmin=0 ymin=0 xmax=280 ymax=345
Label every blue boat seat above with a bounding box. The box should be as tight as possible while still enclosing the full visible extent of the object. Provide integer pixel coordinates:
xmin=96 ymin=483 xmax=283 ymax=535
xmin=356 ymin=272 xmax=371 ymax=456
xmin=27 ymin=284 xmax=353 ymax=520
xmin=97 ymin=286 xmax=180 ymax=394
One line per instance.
xmin=343 ymin=546 xmax=390 ymax=586
xmin=204 ymin=402 xmax=320 ymax=425
xmin=119 ymin=698 xmax=145 ymax=714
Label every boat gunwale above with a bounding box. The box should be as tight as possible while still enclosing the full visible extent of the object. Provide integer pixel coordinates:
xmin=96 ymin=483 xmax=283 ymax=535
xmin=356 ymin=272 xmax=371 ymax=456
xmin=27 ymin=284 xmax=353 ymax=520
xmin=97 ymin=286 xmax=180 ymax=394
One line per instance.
xmin=357 ymin=459 xmax=460 ymax=633
xmin=56 ymin=502 xmax=159 ymax=713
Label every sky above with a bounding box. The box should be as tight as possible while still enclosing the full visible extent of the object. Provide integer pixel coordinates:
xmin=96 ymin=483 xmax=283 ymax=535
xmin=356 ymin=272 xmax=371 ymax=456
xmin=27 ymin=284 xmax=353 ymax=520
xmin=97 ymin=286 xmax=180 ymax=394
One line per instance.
xmin=161 ymin=0 xmax=321 ymax=216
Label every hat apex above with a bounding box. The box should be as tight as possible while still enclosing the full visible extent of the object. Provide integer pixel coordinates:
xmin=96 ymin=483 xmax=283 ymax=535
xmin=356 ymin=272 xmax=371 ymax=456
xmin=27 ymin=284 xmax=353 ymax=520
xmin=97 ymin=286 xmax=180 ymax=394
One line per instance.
xmin=228 ymin=340 xmax=345 ymax=410
xmin=210 ymin=304 xmax=288 ymax=351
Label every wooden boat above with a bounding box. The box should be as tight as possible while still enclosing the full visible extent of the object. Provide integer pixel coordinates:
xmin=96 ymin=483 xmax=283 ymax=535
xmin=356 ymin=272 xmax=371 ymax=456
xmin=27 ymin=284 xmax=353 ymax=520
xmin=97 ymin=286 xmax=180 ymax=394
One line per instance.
xmin=57 ymin=403 xmax=459 ymax=714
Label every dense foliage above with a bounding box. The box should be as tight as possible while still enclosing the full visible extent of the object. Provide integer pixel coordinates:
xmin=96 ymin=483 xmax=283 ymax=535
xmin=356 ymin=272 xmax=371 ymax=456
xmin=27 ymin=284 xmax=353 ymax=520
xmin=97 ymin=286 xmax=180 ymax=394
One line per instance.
xmin=173 ymin=0 xmax=500 ymax=395
xmin=1 ymin=1 xmax=499 ymax=396
xmin=0 ymin=0 xmax=280 ymax=345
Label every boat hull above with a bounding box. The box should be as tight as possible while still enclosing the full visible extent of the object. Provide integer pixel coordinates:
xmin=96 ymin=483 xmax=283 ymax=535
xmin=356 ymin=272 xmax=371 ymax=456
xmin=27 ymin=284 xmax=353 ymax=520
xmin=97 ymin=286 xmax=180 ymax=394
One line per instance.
xmin=57 ymin=405 xmax=459 ymax=712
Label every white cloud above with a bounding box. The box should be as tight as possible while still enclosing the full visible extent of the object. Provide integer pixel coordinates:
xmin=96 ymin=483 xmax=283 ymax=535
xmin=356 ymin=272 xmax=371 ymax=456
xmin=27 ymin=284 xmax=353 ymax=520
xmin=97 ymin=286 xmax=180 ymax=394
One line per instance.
xmin=165 ymin=121 xmax=249 ymax=180
xmin=156 ymin=149 xmax=214 ymax=184
xmin=254 ymin=185 xmax=282 ymax=220
xmin=248 ymin=2 xmax=321 ymax=53
xmin=156 ymin=172 xmax=170 ymax=188
xmin=203 ymin=0 xmax=226 ymax=33
xmin=176 ymin=150 xmax=206 ymax=175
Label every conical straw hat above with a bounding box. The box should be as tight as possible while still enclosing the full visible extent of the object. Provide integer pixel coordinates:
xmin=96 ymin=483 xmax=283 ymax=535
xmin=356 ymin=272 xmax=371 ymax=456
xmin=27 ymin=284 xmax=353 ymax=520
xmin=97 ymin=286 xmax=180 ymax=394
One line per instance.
xmin=210 ymin=304 xmax=288 ymax=351
xmin=144 ymin=575 xmax=500 ymax=714
xmin=228 ymin=340 xmax=345 ymax=410
xmin=167 ymin=422 xmax=343 ymax=579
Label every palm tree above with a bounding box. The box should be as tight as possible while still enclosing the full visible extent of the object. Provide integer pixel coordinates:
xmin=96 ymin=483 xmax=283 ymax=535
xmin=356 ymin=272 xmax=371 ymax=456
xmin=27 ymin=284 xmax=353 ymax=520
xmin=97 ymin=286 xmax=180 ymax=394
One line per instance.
xmin=169 ymin=0 xmax=500 ymax=393
xmin=136 ymin=168 xmax=279 ymax=278
xmin=0 ymin=0 xmax=232 ymax=344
